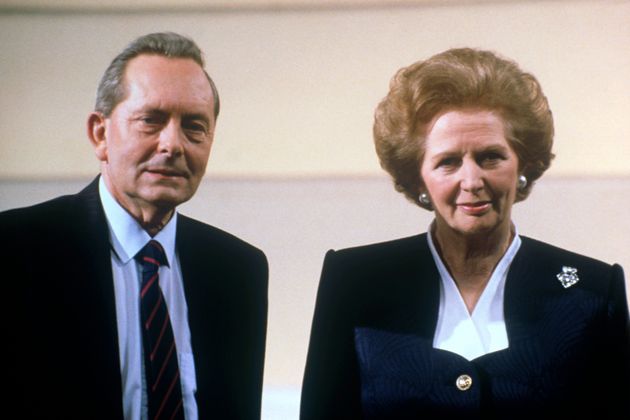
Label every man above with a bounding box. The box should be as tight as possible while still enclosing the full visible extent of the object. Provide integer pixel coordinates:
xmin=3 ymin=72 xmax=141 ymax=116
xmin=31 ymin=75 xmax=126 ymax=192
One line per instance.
xmin=2 ymin=32 xmax=268 ymax=420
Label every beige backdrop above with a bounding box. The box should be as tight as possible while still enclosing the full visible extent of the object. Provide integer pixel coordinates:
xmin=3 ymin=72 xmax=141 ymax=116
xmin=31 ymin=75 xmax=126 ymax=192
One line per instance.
xmin=1 ymin=1 xmax=629 ymax=419
xmin=1 ymin=0 xmax=629 ymax=178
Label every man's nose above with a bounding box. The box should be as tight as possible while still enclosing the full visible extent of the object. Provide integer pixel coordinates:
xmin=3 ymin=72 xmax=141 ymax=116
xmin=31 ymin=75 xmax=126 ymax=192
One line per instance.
xmin=158 ymin=119 xmax=184 ymax=157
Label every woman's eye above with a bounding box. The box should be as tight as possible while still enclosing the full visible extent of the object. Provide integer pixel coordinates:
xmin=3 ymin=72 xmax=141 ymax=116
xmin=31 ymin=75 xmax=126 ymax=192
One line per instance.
xmin=480 ymin=152 xmax=504 ymax=165
xmin=437 ymin=157 xmax=459 ymax=168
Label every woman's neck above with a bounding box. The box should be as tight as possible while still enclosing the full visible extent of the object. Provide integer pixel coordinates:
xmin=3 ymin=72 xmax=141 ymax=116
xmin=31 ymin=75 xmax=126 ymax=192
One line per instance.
xmin=432 ymin=222 xmax=514 ymax=312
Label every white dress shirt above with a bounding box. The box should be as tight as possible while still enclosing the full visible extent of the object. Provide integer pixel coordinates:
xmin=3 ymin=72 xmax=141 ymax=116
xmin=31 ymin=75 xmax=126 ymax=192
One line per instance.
xmin=99 ymin=178 xmax=198 ymax=420
xmin=429 ymin=223 xmax=521 ymax=360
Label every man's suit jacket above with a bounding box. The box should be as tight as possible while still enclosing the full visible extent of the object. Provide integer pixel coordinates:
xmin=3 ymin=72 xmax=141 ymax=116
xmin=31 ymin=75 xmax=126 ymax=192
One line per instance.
xmin=300 ymin=233 xmax=630 ymax=419
xmin=2 ymin=177 xmax=268 ymax=420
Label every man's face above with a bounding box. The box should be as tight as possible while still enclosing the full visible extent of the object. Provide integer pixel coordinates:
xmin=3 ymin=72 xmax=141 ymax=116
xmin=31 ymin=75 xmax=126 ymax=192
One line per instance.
xmin=94 ymin=54 xmax=215 ymax=215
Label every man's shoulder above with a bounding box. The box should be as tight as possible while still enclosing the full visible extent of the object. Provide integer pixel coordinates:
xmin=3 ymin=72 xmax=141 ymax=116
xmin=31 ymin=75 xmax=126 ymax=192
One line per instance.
xmin=0 ymin=193 xmax=81 ymax=230
xmin=176 ymin=215 xmax=268 ymax=289
xmin=0 ymin=191 xmax=98 ymax=268
xmin=0 ymin=178 xmax=98 ymax=229
xmin=177 ymin=213 xmax=266 ymax=260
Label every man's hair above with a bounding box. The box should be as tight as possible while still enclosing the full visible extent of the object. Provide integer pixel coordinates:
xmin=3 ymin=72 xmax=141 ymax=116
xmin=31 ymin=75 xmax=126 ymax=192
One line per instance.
xmin=95 ymin=32 xmax=220 ymax=119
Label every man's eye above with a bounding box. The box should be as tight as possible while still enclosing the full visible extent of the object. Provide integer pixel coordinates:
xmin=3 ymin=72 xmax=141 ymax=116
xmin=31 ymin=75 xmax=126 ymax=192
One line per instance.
xmin=186 ymin=123 xmax=207 ymax=133
xmin=183 ymin=122 xmax=210 ymax=143
xmin=140 ymin=116 xmax=163 ymax=125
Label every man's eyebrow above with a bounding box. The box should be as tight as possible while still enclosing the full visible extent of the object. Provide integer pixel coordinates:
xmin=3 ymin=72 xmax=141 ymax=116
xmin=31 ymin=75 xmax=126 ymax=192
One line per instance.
xmin=134 ymin=108 xmax=166 ymax=116
xmin=183 ymin=113 xmax=212 ymax=124
xmin=185 ymin=113 xmax=209 ymax=119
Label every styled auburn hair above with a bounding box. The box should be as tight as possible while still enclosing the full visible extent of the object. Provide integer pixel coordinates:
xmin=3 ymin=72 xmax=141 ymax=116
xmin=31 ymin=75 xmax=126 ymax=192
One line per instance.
xmin=373 ymin=47 xmax=554 ymax=209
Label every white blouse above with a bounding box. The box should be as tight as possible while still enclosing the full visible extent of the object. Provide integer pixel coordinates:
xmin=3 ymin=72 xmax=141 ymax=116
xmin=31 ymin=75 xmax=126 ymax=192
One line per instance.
xmin=428 ymin=225 xmax=521 ymax=361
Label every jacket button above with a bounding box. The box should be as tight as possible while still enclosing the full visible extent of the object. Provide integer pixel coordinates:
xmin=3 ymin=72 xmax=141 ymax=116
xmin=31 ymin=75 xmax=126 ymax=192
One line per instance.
xmin=456 ymin=374 xmax=472 ymax=391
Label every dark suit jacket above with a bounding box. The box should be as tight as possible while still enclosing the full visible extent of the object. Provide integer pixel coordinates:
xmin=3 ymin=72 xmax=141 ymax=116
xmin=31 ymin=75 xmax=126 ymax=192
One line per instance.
xmin=300 ymin=234 xmax=630 ymax=419
xmin=2 ymin=177 xmax=268 ymax=420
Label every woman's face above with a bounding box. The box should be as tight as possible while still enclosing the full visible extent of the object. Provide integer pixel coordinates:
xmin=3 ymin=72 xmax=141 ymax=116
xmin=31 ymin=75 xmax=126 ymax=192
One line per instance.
xmin=420 ymin=108 xmax=520 ymax=239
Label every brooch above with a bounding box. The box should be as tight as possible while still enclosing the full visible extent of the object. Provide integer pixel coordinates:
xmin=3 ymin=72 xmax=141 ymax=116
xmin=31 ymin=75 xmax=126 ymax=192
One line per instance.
xmin=556 ymin=266 xmax=579 ymax=288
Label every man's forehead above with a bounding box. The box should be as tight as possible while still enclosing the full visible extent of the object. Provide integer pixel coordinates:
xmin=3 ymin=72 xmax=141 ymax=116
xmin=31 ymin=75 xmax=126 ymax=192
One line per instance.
xmin=124 ymin=54 xmax=205 ymax=79
xmin=121 ymin=55 xmax=214 ymax=112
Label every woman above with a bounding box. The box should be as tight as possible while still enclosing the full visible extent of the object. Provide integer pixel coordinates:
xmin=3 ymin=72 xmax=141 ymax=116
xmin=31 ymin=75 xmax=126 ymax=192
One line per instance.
xmin=300 ymin=48 xmax=629 ymax=419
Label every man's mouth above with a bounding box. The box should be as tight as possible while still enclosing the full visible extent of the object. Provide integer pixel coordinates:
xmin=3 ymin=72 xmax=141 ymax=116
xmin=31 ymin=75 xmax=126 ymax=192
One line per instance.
xmin=146 ymin=168 xmax=187 ymax=178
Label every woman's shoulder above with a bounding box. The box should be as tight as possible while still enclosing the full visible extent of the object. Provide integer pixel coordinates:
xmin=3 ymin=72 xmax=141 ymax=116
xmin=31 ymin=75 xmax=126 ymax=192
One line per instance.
xmin=319 ymin=233 xmax=435 ymax=288
xmin=517 ymin=236 xmax=624 ymax=293
xmin=519 ymin=236 xmax=619 ymax=271
xmin=317 ymin=233 xmax=438 ymax=309
xmin=326 ymin=233 xmax=429 ymax=264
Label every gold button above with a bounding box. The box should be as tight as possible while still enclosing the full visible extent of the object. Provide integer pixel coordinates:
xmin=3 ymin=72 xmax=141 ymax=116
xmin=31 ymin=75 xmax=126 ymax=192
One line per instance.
xmin=456 ymin=374 xmax=472 ymax=391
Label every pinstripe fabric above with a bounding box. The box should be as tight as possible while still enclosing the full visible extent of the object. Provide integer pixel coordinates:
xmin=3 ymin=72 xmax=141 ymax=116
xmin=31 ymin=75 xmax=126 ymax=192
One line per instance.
xmin=301 ymin=233 xmax=630 ymax=419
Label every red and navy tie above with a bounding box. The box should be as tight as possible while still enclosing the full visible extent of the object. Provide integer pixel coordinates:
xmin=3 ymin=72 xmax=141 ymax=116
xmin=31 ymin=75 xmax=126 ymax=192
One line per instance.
xmin=136 ymin=240 xmax=185 ymax=420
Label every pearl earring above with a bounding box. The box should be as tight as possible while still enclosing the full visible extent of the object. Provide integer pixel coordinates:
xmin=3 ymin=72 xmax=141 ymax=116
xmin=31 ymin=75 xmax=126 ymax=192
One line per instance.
xmin=419 ymin=192 xmax=431 ymax=206
xmin=517 ymin=175 xmax=528 ymax=190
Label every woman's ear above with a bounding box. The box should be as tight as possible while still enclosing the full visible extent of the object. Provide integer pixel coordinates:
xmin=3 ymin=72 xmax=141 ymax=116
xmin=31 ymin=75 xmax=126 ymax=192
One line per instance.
xmin=87 ymin=112 xmax=108 ymax=162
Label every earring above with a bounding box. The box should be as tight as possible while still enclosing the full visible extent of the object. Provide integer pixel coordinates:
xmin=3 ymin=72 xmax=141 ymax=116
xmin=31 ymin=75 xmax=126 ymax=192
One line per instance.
xmin=517 ymin=175 xmax=528 ymax=191
xmin=419 ymin=192 xmax=431 ymax=206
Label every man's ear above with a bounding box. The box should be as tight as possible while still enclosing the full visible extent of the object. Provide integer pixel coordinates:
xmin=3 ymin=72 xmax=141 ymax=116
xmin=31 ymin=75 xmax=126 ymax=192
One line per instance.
xmin=87 ymin=112 xmax=108 ymax=162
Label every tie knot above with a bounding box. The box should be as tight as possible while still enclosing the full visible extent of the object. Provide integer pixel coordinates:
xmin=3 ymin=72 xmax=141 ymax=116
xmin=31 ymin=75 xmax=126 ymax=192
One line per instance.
xmin=136 ymin=240 xmax=168 ymax=268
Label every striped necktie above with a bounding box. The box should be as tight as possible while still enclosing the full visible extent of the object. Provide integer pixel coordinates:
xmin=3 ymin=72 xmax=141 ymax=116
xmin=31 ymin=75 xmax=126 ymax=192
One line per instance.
xmin=136 ymin=240 xmax=185 ymax=420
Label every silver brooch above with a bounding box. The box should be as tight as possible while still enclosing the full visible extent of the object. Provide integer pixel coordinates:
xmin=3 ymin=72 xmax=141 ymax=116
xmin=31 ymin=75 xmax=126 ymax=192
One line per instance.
xmin=556 ymin=266 xmax=579 ymax=288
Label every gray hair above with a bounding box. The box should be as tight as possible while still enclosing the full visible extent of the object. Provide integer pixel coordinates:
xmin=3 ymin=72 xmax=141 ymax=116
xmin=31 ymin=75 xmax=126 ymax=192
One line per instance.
xmin=95 ymin=32 xmax=220 ymax=119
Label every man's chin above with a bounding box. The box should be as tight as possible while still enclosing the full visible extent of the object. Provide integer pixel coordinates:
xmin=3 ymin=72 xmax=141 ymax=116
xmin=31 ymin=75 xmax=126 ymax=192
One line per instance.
xmin=142 ymin=188 xmax=192 ymax=209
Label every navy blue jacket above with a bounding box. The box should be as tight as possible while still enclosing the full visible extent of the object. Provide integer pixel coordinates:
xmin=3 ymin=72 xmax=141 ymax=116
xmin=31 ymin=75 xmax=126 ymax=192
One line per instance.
xmin=301 ymin=233 xmax=630 ymax=419
xmin=2 ymin=177 xmax=268 ymax=420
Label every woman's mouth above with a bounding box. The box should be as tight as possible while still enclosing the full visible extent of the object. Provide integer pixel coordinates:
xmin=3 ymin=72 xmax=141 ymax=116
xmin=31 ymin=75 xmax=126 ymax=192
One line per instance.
xmin=457 ymin=201 xmax=492 ymax=215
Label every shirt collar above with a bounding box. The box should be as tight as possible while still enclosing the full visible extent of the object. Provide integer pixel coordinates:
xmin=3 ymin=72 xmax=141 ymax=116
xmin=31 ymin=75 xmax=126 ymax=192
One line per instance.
xmin=427 ymin=220 xmax=521 ymax=359
xmin=426 ymin=219 xmax=522 ymax=317
xmin=98 ymin=176 xmax=177 ymax=265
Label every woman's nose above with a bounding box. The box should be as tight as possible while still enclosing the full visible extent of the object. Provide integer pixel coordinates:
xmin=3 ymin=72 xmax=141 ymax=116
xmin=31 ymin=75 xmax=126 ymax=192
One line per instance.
xmin=460 ymin=160 xmax=484 ymax=192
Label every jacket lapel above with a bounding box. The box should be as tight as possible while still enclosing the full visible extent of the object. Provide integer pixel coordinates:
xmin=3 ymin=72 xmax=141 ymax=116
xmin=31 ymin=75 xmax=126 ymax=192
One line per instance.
xmin=503 ymin=237 xmax=571 ymax=346
xmin=176 ymin=216 xmax=222 ymax=413
xmin=398 ymin=233 xmax=441 ymax=339
xmin=73 ymin=177 xmax=124 ymax=415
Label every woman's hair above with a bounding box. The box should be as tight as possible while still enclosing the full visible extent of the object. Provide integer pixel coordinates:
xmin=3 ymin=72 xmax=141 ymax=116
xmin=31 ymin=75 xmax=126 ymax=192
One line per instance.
xmin=373 ymin=47 xmax=554 ymax=209
xmin=95 ymin=32 xmax=220 ymax=119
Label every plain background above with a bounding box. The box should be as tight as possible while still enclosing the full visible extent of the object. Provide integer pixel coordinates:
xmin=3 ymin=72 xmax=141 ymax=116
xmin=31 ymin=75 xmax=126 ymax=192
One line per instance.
xmin=1 ymin=1 xmax=628 ymax=418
